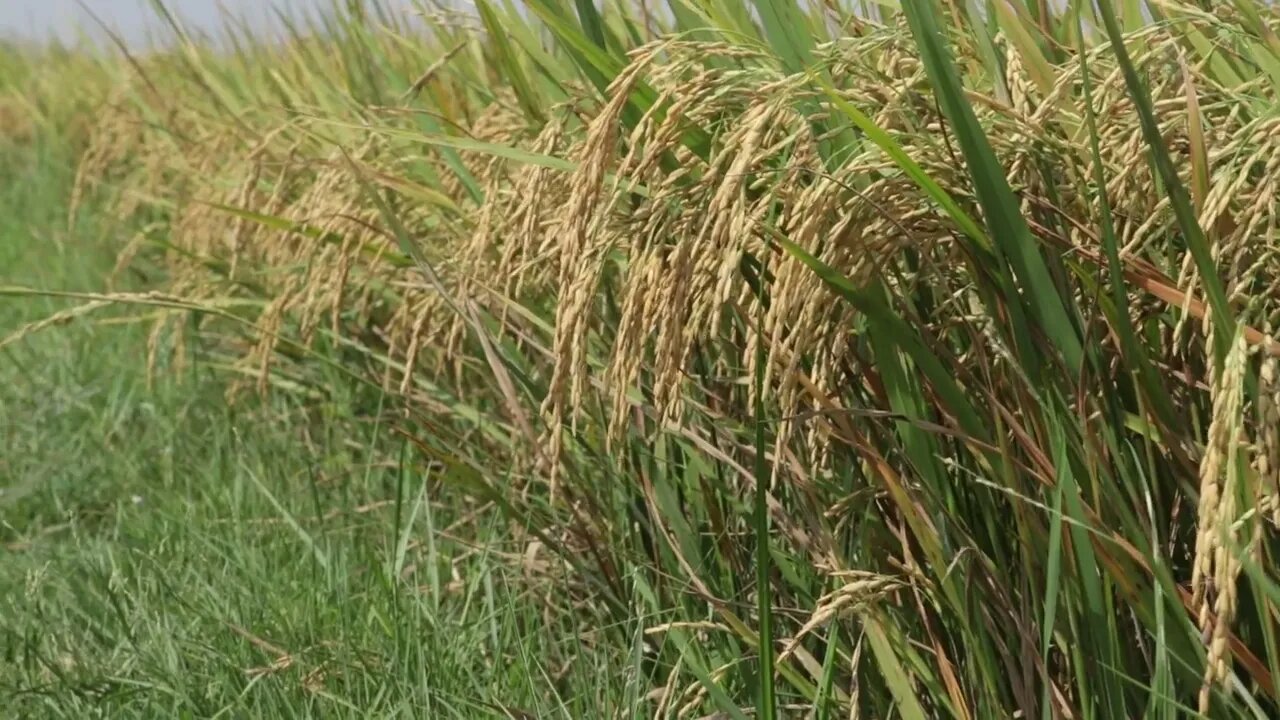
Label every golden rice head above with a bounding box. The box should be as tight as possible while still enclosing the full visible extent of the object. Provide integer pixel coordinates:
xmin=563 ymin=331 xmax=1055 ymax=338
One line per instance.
xmin=1192 ymin=328 xmax=1249 ymax=714
xmin=0 ymin=96 xmax=35 ymax=145
xmin=777 ymin=572 xmax=900 ymax=668
xmin=1258 ymin=348 xmax=1280 ymax=526
xmin=539 ymin=46 xmax=667 ymax=475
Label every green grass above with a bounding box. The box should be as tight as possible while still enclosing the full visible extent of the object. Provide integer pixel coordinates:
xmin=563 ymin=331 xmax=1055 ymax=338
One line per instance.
xmin=0 ymin=139 xmax=632 ymax=719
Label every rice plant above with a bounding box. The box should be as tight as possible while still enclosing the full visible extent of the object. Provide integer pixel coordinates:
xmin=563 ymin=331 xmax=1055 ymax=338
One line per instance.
xmin=7 ymin=0 xmax=1280 ymax=716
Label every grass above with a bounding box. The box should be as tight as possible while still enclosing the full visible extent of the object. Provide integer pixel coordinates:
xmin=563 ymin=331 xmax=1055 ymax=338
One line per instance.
xmin=0 ymin=139 xmax=631 ymax=718
xmin=6 ymin=0 xmax=1280 ymax=717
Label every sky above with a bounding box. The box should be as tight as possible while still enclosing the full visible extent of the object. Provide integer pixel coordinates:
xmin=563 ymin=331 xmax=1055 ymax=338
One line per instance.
xmin=0 ymin=1 xmax=422 ymax=47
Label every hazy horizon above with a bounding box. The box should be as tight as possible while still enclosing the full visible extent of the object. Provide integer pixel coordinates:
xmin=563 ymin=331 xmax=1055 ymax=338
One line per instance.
xmin=0 ymin=1 xmax=424 ymax=47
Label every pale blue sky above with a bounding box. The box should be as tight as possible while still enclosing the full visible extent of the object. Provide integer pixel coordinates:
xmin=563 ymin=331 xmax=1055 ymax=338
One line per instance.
xmin=0 ymin=1 xmax=421 ymax=46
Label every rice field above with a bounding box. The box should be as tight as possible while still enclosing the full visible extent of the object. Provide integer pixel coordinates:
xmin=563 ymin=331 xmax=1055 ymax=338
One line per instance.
xmin=5 ymin=0 xmax=1280 ymax=717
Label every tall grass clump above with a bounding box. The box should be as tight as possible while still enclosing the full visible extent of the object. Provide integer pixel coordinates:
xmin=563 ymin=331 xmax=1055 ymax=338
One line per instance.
xmin=11 ymin=0 xmax=1280 ymax=716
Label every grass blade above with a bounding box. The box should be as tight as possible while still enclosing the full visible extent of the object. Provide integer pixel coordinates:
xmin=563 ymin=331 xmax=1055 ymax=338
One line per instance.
xmin=900 ymin=0 xmax=1084 ymax=376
